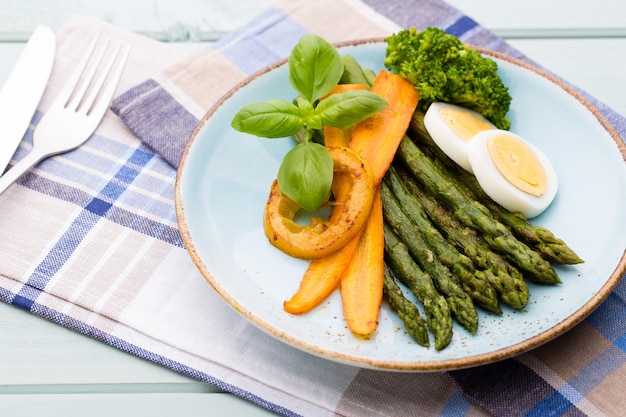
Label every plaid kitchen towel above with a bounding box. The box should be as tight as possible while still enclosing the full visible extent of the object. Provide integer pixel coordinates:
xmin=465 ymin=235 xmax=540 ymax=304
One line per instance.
xmin=0 ymin=0 xmax=624 ymax=416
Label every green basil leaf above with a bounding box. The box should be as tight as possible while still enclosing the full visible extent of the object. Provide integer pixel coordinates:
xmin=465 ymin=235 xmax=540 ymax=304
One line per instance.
xmin=306 ymin=114 xmax=323 ymax=131
xmin=340 ymin=55 xmax=376 ymax=88
xmin=231 ymin=99 xmax=306 ymax=138
xmin=277 ymin=141 xmax=333 ymax=212
xmin=316 ymin=90 xmax=388 ymax=129
xmin=288 ymin=34 xmax=343 ymax=103
xmin=294 ymin=96 xmax=314 ymax=113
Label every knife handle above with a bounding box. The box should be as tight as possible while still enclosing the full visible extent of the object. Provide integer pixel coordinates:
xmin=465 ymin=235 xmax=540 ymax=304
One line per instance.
xmin=0 ymin=149 xmax=45 ymax=195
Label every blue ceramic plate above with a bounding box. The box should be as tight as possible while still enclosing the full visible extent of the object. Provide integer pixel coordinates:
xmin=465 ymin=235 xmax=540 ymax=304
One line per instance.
xmin=175 ymin=39 xmax=626 ymax=371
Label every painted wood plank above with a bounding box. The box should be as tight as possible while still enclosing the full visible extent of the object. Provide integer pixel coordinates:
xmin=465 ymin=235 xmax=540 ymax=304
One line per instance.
xmin=2 ymin=0 xmax=625 ymax=41
xmin=0 ymin=302 xmax=210 ymax=388
xmin=446 ymin=0 xmax=626 ymax=36
xmin=0 ymin=0 xmax=275 ymax=41
xmin=0 ymin=393 xmax=279 ymax=416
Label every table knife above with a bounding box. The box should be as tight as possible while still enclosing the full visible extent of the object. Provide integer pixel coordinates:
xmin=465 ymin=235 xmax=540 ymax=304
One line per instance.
xmin=0 ymin=25 xmax=55 ymax=175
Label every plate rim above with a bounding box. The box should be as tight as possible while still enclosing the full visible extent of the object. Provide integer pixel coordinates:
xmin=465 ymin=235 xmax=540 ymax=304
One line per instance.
xmin=175 ymin=38 xmax=626 ymax=371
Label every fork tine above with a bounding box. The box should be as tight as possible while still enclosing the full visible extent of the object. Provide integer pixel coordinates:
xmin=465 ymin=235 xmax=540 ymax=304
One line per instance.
xmin=55 ymin=33 xmax=100 ymax=109
xmin=86 ymin=41 xmax=131 ymax=119
xmin=81 ymin=39 xmax=127 ymax=116
xmin=67 ymin=37 xmax=110 ymax=113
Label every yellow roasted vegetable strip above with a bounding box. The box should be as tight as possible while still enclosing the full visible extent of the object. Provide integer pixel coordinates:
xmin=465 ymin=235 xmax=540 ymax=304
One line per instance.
xmin=264 ymin=146 xmax=374 ymax=259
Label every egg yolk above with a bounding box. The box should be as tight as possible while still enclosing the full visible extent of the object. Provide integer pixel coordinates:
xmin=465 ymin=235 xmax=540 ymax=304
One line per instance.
xmin=487 ymin=134 xmax=548 ymax=196
xmin=440 ymin=108 xmax=494 ymax=142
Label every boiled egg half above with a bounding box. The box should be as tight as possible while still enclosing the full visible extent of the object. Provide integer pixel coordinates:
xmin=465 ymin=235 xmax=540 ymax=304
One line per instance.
xmin=467 ymin=130 xmax=558 ymax=218
xmin=424 ymin=102 xmax=496 ymax=172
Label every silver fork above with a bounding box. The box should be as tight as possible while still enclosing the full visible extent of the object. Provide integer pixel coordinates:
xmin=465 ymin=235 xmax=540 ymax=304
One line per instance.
xmin=0 ymin=33 xmax=130 ymax=195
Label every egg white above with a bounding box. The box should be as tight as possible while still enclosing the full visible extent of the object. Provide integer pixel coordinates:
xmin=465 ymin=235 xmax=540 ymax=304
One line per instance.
xmin=467 ymin=130 xmax=558 ymax=218
xmin=424 ymin=102 xmax=496 ymax=172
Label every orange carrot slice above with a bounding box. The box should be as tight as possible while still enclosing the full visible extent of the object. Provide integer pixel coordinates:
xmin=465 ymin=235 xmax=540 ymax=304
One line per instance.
xmin=341 ymin=191 xmax=384 ymax=336
xmin=350 ymin=70 xmax=420 ymax=183
xmin=283 ymin=235 xmax=359 ymax=314
xmin=339 ymin=70 xmax=418 ymax=334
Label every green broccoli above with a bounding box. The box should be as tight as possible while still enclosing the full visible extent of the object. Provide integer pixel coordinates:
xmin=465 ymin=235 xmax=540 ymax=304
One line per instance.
xmin=384 ymin=27 xmax=512 ymax=130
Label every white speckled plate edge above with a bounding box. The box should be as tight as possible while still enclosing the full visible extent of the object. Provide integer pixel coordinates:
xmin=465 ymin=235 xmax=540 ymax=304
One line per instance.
xmin=175 ymin=38 xmax=626 ymax=371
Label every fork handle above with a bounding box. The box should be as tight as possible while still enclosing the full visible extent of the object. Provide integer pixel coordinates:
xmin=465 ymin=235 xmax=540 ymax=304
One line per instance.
xmin=0 ymin=149 xmax=46 ymax=195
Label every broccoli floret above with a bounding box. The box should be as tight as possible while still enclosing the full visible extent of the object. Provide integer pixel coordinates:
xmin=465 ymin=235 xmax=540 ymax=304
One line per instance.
xmin=384 ymin=27 xmax=512 ymax=130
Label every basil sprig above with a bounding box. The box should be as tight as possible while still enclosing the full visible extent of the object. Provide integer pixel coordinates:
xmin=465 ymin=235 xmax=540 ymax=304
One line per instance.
xmin=231 ymin=34 xmax=387 ymax=212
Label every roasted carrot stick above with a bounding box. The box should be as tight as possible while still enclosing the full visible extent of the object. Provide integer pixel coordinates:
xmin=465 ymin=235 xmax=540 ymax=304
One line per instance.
xmin=323 ymin=83 xmax=367 ymax=97
xmin=324 ymin=125 xmax=352 ymax=148
xmin=283 ymin=235 xmax=359 ymax=314
xmin=339 ymin=70 xmax=418 ymax=334
xmin=350 ymin=70 xmax=420 ymax=183
xmin=341 ymin=191 xmax=384 ymax=336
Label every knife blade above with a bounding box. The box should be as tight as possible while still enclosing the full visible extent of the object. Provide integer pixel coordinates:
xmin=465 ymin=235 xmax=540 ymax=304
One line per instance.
xmin=0 ymin=25 xmax=55 ymax=175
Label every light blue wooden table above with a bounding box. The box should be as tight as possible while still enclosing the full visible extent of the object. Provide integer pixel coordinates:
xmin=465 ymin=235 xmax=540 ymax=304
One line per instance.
xmin=0 ymin=1 xmax=624 ymax=415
